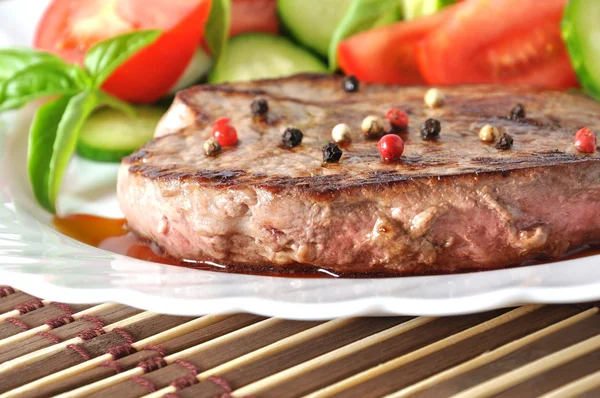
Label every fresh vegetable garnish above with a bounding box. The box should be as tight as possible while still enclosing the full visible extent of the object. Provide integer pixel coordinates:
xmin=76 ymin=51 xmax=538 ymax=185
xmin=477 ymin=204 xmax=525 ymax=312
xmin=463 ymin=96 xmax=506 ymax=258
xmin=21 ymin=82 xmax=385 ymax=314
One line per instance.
xmin=401 ymin=0 xmax=455 ymax=20
xmin=378 ymin=134 xmax=405 ymax=160
xmin=338 ymin=5 xmax=457 ymax=84
xmin=417 ymin=0 xmax=577 ymax=88
xmin=327 ymin=0 xmax=399 ymax=71
xmin=574 ymin=127 xmax=597 ymax=154
xmin=34 ymin=0 xmax=211 ymax=103
xmin=562 ymin=0 xmax=600 ymax=100
xmin=77 ymin=105 xmax=165 ymax=162
xmin=322 ymin=142 xmax=343 ymax=163
xmin=208 ymin=33 xmax=327 ymax=83
xmin=495 ymin=132 xmax=514 ymax=150
xmin=420 ymin=118 xmax=441 ymax=140
xmin=205 ymin=0 xmax=231 ymax=63
xmin=385 ymin=108 xmax=409 ymax=129
xmin=332 ymin=123 xmax=352 ymax=143
xmin=282 ymin=127 xmax=303 ymax=148
xmin=230 ymin=0 xmax=279 ymax=36
xmin=0 ymin=30 xmax=161 ymax=213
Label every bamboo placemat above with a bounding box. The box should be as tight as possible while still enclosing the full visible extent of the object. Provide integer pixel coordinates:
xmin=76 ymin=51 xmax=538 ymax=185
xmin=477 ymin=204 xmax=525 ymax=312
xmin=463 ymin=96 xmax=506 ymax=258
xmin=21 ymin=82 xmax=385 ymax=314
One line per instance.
xmin=0 ymin=286 xmax=599 ymax=397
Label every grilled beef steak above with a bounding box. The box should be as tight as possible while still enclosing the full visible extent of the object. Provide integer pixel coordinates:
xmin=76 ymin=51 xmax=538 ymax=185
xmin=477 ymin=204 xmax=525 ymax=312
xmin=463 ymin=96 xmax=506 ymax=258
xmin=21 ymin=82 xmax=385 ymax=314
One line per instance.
xmin=117 ymin=75 xmax=600 ymax=275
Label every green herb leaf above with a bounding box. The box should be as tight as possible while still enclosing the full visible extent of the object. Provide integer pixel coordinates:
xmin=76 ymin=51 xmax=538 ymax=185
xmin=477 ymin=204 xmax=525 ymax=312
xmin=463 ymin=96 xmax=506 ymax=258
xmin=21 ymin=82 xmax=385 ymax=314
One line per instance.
xmin=328 ymin=0 xmax=400 ymax=71
xmin=0 ymin=48 xmax=62 ymax=81
xmin=0 ymin=61 xmax=86 ymax=112
xmin=84 ymin=30 xmax=162 ymax=88
xmin=401 ymin=0 xmax=455 ymax=20
xmin=97 ymin=91 xmax=136 ymax=118
xmin=47 ymin=90 xmax=99 ymax=210
xmin=205 ymin=0 xmax=231 ymax=63
xmin=27 ymin=94 xmax=73 ymax=212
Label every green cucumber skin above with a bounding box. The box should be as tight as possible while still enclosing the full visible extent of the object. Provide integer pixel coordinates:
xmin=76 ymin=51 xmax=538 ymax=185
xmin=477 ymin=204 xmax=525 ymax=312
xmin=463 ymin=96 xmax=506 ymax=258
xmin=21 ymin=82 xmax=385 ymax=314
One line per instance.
xmin=562 ymin=0 xmax=600 ymax=100
xmin=76 ymin=106 xmax=164 ymax=163
xmin=277 ymin=0 xmax=351 ymax=57
xmin=209 ymin=33 xmax=328 ymax=84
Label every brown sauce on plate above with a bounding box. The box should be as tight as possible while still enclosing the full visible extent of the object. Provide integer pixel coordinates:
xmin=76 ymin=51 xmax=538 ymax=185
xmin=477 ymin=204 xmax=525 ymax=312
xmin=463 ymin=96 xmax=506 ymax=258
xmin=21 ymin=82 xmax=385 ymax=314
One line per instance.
xmin=53 ymin=214 xmax=600 ymax=278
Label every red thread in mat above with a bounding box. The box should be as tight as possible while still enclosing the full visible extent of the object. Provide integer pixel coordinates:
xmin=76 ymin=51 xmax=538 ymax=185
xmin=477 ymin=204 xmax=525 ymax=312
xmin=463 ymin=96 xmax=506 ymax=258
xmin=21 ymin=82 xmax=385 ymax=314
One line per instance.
xmin=50 ymin=302 xmax=73 ymax=314
xmin=99 ymin=361 xmax=123 ymax=374
xmin=112 ymin=327 xmax=134 ymax=344
xmin=143 ymin=344 xmax=166 ymax=357
xmin=170 ymin=373 xmax=198 ymax=390
xmin=5 ymin=317 xmax=28 ymax=331
xmin=67 ymin=344 xmax=91 ymax=361
xmin=15 ymin=298 xmax=44 ymax=315
xmin=45 ymin=315 xmax=75 ymax=329
xmin=37 ymin=331 xmax=60 ymax=344
xmin=174 ymin=359 xmax=200 ymax=375
xmin=107 ymin=343 xmax=137 ymax=359
xmin=163 ymin=394 xmax=179 ymax=398
xmin=130 ymin=376 xmax=156 ymax=393
xmin=208 ymin=376 xmax=232 ymax=393
xmin=77 ymin=327 xmax=105 ymax=340
xmin=0 ymin=286 xmax=15 ymax=297
xmin=81 ymin=314 xmax=105 ymax=329
xmin=137 ymin=356 xmax=167 ymax=373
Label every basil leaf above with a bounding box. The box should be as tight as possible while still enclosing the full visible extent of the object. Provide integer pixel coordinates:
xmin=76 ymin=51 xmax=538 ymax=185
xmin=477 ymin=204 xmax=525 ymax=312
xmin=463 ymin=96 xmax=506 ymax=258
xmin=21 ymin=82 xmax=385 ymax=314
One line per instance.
xmin=0 ymin=48 xmax=62 ymax=81
xmin=47 ymin=91 xmax=98 ymax=211
xmin=205 ymin=0 xmax=231 ymax=63
xmin=97 ymin=91 xmax=136 ymax=118
xmin=0 ymin=61 xmax=85 ymax=112
xmin=328 ymin=0 xmax=400 ymax=71
xmin=84 ymin=30 xmax=162 ymax=88
xmin=27 ymin=95 xmax=73 ymax=213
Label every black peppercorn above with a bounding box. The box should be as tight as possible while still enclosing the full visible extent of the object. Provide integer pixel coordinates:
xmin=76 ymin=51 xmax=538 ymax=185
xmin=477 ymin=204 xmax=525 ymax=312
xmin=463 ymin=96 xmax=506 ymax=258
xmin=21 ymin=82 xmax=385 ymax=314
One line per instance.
xmin=251 ymin=98 xmax=269 ymax=117
xmin=282 ymin=127 xmax=303 ymax=148
xmin=510 ymin=103 xmax=525 ymax=119
xmin=420 ymin=118 xmax=441 ymax=140
xmin=322 ymin=143 xmax=343 ymax=163
xmin=495 ymin=132 xmax=514 ymax=149
xmin=343 ymin=75 xmax=359 ymax=93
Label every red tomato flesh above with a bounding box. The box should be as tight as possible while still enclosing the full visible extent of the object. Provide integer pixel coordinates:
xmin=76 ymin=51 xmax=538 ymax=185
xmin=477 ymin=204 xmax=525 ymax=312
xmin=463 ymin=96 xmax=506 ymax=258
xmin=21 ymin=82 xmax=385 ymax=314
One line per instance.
xmin=337 ymin=5 xmax=459 ymax=85
xmin=35 ymin=0 xmax=212 ymax=103
xmin=230 ymin=0 xmax=278 ymax=36
xmin=417 ymin=0 xmax=577 ymax=88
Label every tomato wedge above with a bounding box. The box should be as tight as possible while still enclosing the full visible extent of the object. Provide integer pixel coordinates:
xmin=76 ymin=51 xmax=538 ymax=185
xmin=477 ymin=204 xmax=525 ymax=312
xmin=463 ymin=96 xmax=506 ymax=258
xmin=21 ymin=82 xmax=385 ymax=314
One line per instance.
xmin=35 ymin=0 xmax=212 ymax=103
xmin=417 ymin=0 xmax=577 ymax=88
xmin=338 ymin=5 xmax=459 ymax=85
xmin=230 ymin=0 xmax=278 ymax=36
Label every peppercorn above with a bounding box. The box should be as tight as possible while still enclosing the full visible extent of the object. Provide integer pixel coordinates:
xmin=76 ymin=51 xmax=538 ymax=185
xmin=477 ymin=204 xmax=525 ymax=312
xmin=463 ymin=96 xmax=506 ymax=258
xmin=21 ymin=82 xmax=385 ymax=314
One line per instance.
xmin=424 ymin=88 xmax=445 ymax=108
xmin=510 ymin=103 xmax=526 ymax=119
xmin=204 ymin=137 xmax=221 ymax=156
xmin=361 ymin=115 xmax=385 ymax=137
xmin=322 ymin=143 xmax=343 ymax=163
xmin=343 ymin=75 xmax=359 ymax=93
xmin=479 ymin=124 xmax=500 ymax=142
xmin=332 ymin=123 xmax=352 ymax=143
xmin=495 ymin=132 xmax=514 ymax=149
xmin=251 ymin=98 xmax=269 ymax=117
xmin=282 ymin=127 xmax=303 ymax=148
xmin=385 ymin=108 xmax=409 ymax=129
xmin=574 ymin=127 xmax=597 ymax=153
xmin=420 ymin=118 xmax=441 ymax=140
xmin=378 ymin=134 xmax=405 ymax=160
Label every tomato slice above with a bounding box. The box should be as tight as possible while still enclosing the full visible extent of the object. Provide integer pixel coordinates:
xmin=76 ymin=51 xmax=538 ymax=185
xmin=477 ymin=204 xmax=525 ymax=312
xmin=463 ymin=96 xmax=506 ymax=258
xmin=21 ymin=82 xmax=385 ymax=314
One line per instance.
xmin=230 ymin=0 xmax=278 ymax=36
xmin=417 ymin=0 xmax=578 ymax=88
xmin=337 ymin=5 xmax=459 ymax=85
xmin=35 ymin=0 xmax=212 ymax=103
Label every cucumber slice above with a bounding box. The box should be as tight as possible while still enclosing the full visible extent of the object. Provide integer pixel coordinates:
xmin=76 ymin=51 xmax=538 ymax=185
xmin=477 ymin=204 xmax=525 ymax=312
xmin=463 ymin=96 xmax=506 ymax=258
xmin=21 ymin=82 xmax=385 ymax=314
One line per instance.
xmin=168 ymin=48 xmax=213 ymax=94
xmin=76 ymin=106 xmax=164 ymax=163
xmin=278 ymin=0 xmax=352 ymax=57
xmin=562 ymin=0 xmax=600 ymax=100
xmin=401 ymin=0 xmax=455 ymax=20
xmin=208 ymin=33 xmax=328 ymax=84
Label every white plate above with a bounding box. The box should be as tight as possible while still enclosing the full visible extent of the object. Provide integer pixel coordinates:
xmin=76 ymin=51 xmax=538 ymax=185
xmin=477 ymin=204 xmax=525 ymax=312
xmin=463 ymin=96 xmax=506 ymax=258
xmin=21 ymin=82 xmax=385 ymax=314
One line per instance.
xmin=1 ymin=1 xmax=600 ymax=320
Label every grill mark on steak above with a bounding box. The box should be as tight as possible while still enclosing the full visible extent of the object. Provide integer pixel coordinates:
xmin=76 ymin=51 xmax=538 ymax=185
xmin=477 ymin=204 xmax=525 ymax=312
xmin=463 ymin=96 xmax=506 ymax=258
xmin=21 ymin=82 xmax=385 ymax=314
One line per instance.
xmin=118 ymin=75 xmax=600 ymax=274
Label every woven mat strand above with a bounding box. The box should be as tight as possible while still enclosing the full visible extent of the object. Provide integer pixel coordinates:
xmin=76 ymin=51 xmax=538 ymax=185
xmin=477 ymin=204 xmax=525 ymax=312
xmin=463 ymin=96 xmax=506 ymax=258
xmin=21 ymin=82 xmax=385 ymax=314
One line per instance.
xmin=0 ymin=286 xmax=599 ymax=397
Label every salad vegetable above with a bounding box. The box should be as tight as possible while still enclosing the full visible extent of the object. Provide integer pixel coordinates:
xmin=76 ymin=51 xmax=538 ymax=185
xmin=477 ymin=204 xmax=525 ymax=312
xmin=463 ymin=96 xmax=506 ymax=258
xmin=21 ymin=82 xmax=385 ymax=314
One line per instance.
xmin=1 ymin=30 xmax=161 ymax=213
xmin=34 ymin=0 xmax=212 ymax=103
xmin=562 ymin=0 xmax=600 ymax=100
xmin=401 ymin=0 xmax=455 ymax=20
xmin=208 ymin=33 xmax=327 ymax=83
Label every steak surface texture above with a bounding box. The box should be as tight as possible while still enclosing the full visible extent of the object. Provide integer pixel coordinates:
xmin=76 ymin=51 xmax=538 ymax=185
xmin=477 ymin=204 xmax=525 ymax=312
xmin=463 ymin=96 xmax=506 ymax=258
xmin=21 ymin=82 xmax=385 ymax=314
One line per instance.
xmin=117 ymin=74 xmax=600 ymax=275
